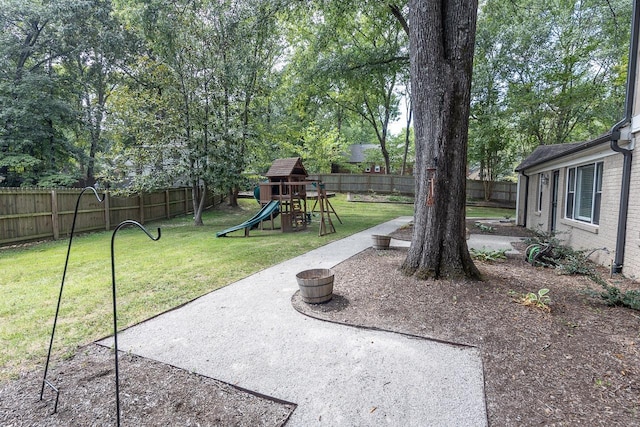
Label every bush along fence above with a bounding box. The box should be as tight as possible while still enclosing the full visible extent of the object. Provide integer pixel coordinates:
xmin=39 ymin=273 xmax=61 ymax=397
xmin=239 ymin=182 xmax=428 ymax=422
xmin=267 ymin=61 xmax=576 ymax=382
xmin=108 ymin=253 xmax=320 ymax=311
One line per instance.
xmin=308 ymin=174 xmax=516 ymax=207
xmin=0 ymin=187 xmax=221 ymax=246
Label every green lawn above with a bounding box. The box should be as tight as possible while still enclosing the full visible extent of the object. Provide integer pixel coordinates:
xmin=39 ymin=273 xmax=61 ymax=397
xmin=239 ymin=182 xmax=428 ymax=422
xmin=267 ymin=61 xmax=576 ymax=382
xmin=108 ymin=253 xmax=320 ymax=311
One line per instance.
xmin=0 ymin=194 xmax=513 ymax=380
xmin=466 ymin=205 xmax=516 ymax=219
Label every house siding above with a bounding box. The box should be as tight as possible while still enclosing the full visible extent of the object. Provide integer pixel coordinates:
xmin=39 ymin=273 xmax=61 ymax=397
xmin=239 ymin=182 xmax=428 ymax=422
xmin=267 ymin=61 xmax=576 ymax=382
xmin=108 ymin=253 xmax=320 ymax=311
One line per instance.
xmin=520 ymin=152 xmax=640 ymax=278
xmin=525 ymin=173 xmax=549 ymax=231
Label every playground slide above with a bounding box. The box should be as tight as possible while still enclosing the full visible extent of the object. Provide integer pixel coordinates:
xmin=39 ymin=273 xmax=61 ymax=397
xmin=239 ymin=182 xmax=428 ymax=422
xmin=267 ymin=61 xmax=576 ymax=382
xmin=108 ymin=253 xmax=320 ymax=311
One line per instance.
xmin=216 ymin=200 xmax=280 ymax=237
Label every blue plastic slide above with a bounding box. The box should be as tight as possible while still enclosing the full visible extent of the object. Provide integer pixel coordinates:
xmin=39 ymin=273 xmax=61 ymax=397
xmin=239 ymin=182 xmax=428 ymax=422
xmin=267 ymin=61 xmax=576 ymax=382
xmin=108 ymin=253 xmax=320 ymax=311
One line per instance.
xmin=216 ymin=200 xmax=280 ymax=237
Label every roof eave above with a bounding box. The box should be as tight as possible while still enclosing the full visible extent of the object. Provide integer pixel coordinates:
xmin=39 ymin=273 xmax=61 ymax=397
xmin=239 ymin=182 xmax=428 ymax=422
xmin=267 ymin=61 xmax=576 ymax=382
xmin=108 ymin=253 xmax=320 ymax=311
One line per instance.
xmin=515 ymin=132 xmax=612 ymax=173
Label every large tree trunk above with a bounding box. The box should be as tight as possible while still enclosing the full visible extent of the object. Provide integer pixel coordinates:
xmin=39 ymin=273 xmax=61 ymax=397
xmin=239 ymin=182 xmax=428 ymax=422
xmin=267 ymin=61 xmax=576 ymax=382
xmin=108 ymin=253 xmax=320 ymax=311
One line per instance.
xmin=401 ymin=0 xmax=481 ymax=280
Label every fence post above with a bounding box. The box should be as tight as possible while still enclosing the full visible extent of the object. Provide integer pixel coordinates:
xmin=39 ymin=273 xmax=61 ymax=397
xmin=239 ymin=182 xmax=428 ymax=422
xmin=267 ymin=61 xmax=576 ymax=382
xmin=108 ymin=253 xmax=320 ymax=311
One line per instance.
xmin=165 ymin=190 xmax=171 ymax=219
xmin=104 ymin=191 xmax=111 ymax=231
xmin=184 ymin=188 xmax=189 ymax=215
xmin=51 ymin=190 xmax=59 ymax=240
xmin=139 ymin=193 xmax=145 ymax=224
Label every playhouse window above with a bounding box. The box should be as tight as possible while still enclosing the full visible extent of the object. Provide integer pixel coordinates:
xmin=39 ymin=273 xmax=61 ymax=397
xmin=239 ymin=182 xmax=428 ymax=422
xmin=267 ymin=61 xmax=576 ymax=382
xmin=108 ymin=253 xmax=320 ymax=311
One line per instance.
xmin=565 ymin=161 xmax=603 ymax=225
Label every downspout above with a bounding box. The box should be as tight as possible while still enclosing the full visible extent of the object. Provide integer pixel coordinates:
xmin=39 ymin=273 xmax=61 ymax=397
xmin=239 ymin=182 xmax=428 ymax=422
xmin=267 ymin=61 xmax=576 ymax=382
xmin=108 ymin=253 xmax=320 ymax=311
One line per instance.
xmin=520 ymin=172 xmax=529 ymax=228
xmin=609 ymin=0 xmax=639 ymax=274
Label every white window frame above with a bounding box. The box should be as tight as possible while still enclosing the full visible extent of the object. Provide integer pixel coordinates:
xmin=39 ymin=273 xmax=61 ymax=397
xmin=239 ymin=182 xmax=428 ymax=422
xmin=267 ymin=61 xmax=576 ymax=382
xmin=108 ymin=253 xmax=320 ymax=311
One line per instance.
xmin=565 ymin=161 xmax=603 ymax=225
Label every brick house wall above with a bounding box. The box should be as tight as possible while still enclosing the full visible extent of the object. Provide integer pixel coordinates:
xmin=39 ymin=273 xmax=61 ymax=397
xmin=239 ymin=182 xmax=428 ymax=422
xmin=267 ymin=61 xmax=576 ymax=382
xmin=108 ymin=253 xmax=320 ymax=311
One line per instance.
xmin=518 ymin=147 xmax=640 ymax=280
xmin=620 ymin=138 xmax=640 ymax=280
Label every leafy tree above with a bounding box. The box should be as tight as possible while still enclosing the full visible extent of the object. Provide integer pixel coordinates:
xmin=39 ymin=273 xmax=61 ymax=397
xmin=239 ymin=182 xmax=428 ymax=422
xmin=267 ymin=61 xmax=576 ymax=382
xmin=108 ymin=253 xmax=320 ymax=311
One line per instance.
xmin=280 ymin=1 xmax=408 ymax=174
xmin=294 ymin=122 xmax=342 ymax=173
xmin=61 ymin=0 xmax=133 ymax=185
xmin=471 ymin=0 xmax=630 ymax=165
xmin=468 ymin=9 xmax=515 ymax=198
xmin=106 ymin=0 xmax=285 ymax=224
xmin=400 ymin=0 xmax=481 ymax=280
xmin=0 ymin=0 xmax=80 ymax=186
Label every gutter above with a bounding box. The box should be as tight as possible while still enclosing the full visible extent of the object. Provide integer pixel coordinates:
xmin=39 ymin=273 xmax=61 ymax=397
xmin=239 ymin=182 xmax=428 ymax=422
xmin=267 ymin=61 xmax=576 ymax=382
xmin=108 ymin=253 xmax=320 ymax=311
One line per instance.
xmin=609 ymin=0 xmax=639 ymax=274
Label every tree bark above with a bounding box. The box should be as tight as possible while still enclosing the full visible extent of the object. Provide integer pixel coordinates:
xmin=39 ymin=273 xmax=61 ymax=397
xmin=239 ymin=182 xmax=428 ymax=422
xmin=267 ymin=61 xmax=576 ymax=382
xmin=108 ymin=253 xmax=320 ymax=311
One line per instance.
xmin=228 ymin=187 xmax=239 ymax=207
xmin=402 ymin=0 xmax=481 ymax=280
xmin=192 ymin=182 xmax=205 ymax=226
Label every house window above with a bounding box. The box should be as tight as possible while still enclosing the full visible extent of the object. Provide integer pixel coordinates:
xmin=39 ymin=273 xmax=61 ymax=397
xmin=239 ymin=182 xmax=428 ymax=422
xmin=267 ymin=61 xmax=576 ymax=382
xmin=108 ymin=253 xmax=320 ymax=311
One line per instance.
xmin=565 ymin=161 xmax=603 ymax=225
xmin=536 ymin=173 xmax=544 ymax=212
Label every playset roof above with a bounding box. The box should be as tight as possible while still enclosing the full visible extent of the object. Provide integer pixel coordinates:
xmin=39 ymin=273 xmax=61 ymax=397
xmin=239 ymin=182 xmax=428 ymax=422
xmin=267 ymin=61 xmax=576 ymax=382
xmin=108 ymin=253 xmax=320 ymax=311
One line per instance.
xmin=265 ymin=157 xmax=308 ymax=179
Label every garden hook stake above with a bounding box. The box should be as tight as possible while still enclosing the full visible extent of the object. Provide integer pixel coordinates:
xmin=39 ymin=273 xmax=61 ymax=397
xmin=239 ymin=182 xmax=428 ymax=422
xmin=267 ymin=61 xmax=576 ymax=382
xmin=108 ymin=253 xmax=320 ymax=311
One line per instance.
xmin=111 ymin=220 xmax=161 ymax=427
xmin=40 ymin=187 xmax=104 ymax=414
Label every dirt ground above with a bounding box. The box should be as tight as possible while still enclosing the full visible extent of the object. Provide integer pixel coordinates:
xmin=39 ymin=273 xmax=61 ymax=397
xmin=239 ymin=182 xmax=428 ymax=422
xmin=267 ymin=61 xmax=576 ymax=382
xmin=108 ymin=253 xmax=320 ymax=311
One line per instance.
xmin=2 ymin=220 xmax=639 ymax=426
xmin=0 ymin=344 xmax=295 ymax=426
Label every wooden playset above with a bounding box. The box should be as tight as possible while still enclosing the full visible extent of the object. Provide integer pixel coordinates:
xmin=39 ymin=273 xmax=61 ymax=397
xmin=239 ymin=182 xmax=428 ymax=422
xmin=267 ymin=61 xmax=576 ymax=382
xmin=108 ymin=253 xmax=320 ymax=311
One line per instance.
xmin=258 ymin=157 xmax=339 ymax=236
xmin=216 ymin=157 xmax=340 ymax=237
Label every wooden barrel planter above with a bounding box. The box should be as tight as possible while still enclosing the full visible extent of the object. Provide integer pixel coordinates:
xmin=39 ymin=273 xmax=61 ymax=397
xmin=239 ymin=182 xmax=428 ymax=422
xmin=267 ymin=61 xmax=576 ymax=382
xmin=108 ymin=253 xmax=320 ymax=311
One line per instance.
xmin=372 ymin=235 xmax=391 ymax=250
xmin=296 ymin=268 xmax=334 ymax=303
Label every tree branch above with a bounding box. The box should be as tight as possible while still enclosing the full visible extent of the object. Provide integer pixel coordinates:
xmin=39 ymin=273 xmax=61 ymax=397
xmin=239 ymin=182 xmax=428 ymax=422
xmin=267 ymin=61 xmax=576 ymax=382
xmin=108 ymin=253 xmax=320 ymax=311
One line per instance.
xmin=346 ymin=55 xmax=409 ymax=72
xmin=389 ymin=4 xmax=409 ymax=36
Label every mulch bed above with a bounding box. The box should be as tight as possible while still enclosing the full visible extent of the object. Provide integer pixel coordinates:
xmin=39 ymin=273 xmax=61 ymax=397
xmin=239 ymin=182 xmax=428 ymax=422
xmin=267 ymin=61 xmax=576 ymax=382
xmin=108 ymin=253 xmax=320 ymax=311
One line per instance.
xmin=0 ymin=344 xmax=294 ymax=426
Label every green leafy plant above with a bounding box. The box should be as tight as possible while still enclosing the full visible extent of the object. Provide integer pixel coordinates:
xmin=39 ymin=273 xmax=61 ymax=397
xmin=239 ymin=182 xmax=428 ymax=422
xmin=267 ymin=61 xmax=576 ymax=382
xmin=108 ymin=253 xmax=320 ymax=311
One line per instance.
xmin=530 ymin=242 xmax=640 ymax=312
xmin=474 ymin=222 xmax=495 ymax=233
xmin=599 ymin=285 xmax=640 ymax=310
xmin=520 ymin=288 xmax=551 ymax=312
xmin=470 ymin=248 xmax=507 ymax=261
xmin=523 ymin=229 xmax=566 ymax=250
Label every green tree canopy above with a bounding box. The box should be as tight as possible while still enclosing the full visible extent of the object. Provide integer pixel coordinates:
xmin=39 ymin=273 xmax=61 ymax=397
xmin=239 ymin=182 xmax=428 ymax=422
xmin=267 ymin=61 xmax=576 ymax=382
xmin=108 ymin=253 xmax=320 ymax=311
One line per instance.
xmin=469 ymin=0 xmax=631 ymax=190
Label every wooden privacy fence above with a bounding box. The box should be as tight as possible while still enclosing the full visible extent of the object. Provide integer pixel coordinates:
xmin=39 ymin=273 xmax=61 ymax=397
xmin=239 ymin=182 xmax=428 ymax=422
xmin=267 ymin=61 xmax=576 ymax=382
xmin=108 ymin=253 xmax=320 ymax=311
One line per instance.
xmin=465 ymin=180 xmax=517 ymax=206
xmin=0 ymin=188 xmax=220 ymax=246
xmin=308 ymin=173 xmax=415 ymax=195
xmin=308 ymin=174 xmax=517 ymax=206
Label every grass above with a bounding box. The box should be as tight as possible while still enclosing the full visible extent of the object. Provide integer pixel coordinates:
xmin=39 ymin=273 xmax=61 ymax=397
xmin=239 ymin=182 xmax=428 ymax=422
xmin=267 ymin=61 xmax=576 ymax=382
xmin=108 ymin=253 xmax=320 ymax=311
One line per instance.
xmin=0 ymin=194 xmax=513 ymax=380
xmin=466 ymin=206 xmax=515 ymax=219
xmin=0 ymin=195 xmax=413 ymax=379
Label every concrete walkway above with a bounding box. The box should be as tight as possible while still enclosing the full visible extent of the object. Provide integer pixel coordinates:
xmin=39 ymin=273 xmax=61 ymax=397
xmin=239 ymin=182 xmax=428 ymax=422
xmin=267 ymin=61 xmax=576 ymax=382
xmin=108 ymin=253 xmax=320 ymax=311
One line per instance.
xmin=101 ymin=218 xmax=523 ymax=426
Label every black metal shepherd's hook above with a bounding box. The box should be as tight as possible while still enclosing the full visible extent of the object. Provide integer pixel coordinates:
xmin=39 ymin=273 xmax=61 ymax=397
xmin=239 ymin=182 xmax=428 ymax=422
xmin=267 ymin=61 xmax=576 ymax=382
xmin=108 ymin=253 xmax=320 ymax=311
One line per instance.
xmin=40 ymin=187 xmax=104 ymax=411
xmin=111 ymin=220 xmax=161 ymax=427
